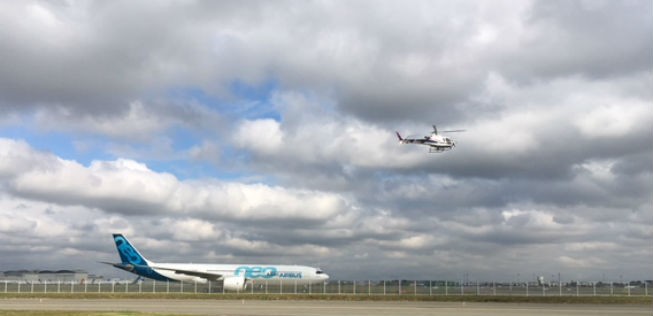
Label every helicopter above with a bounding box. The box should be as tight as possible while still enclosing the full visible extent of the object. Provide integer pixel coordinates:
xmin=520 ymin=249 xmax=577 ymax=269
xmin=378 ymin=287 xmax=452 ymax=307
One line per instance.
xmin=396 ymin=125 xmax=465 ymax=153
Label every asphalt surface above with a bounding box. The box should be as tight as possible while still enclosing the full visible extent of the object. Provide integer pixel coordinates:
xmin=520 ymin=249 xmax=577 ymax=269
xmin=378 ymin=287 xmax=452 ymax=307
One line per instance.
xmin=0 ymin=298 xmax=651 ymax=315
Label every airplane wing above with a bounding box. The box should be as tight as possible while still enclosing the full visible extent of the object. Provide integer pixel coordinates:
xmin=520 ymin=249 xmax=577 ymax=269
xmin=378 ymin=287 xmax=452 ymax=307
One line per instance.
xmin=150 ymin=265 xmax=224 ymax=281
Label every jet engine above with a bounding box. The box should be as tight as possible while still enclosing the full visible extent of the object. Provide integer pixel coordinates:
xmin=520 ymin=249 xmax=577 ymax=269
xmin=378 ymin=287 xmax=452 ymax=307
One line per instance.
xmin=223 ymin=276 xmax=246 ymax=292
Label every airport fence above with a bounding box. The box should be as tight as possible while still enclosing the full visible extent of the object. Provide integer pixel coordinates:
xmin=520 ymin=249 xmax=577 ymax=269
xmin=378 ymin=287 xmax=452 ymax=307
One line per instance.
xmin=1 ymin=279 xmax=650 ymax=297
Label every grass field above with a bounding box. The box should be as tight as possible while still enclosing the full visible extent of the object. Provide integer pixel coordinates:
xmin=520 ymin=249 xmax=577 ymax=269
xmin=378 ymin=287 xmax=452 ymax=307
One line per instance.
xmin=0 ymin=313 xmax=167 ymax=316
xmin=0 ymin=312 xmax=174 ymax=316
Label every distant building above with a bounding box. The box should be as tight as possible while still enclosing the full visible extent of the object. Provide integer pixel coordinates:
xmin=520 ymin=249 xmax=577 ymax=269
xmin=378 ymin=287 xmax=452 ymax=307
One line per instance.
xmin=1 ymin=270 xmax=91 ymax=283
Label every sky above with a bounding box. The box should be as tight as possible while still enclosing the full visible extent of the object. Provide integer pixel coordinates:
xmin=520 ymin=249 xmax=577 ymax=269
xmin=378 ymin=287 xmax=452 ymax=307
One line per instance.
xmin=0 ymin=0 xmax=651 ymax=282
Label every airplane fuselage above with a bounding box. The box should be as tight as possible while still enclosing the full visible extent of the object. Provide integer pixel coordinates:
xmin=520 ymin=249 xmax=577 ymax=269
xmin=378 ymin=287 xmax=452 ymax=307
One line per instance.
xmin=107 ymin=234 xmax=329 ymax=290
xmin=124 ymin=262 xmax=327 ymax=285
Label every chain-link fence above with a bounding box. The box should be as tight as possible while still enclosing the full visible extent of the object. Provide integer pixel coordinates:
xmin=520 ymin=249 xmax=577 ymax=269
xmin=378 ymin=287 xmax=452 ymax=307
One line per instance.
xmin=1 ymin=279 xmax=650 ymax=296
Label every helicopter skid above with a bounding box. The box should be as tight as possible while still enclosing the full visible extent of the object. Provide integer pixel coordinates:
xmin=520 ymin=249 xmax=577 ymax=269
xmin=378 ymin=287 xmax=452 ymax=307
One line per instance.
xmin=429 ymin=147 xmax=452 ymax=153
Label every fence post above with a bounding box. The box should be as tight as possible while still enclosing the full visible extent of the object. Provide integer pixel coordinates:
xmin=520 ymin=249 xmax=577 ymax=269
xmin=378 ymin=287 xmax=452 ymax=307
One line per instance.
xmin=526 ymin=282 xmax=529 ymax=297
xmin=476 ymin=281 xmax=479 ymax=296
xmin=576 ymin=282 xmax=579 ymax=297
xmin=153 ymin=280 xmax=156 ymax=293
xmin=383 ymin=280 xmax=386 ymax=296
xmin=415 ymin=280 xmax=417 ymax=296
xmin=445 ymin=280 xmax=448 ymax=296
xmin=429 ymin=280 xmax=432 ymax=296
xmin=460 ymin=280 xmax=463 ymax=296
xmin=4 ymin=280 xmax=6 ymax=293
xmin=368 ymin=280 xmax=371 ymax=295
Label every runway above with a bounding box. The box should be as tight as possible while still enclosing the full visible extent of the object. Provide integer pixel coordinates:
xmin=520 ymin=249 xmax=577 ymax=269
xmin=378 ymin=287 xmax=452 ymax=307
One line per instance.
xmin=0 ymin=299 xmax=650 ymax=316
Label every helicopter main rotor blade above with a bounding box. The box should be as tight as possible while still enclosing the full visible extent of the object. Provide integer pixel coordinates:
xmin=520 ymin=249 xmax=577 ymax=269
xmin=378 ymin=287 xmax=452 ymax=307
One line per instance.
xmin=440 ymin=129 xmax=466 ymax=133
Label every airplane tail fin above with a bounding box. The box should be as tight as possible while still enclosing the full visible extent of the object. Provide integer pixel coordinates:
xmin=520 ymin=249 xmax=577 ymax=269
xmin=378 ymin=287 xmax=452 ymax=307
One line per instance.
xmin=112 ymin=234 xmax=151 ymax=266
xmin=395 ymin=131 xmax=404 ymax=142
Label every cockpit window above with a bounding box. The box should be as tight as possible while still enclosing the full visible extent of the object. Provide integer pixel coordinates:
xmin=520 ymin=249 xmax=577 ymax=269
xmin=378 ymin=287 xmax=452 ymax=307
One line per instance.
xmin=316 ymin=269 xmax=324 ymax=274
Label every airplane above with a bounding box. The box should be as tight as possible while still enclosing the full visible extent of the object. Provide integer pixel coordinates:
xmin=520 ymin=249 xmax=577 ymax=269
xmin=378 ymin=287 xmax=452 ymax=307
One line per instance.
xmin=396 ymin=125 xmax=465 ymax=153
xmin=103 ymin=234 xmax=329 ymax=291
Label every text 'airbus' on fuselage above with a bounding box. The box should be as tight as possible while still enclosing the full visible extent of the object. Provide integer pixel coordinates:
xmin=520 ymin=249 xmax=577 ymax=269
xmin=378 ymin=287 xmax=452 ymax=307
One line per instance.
xmin=104 ymin=234 xmax=328 ymax=291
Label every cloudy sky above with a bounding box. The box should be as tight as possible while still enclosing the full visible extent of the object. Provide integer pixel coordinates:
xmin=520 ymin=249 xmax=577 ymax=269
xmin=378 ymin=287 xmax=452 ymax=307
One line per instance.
xmin=0 ymin=0 xmax=651 ymax=282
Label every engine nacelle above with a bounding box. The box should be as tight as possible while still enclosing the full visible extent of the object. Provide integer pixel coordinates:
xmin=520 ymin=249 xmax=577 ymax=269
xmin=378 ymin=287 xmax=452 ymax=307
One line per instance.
xmin=223 ymin=276 xmax=246 ymax=292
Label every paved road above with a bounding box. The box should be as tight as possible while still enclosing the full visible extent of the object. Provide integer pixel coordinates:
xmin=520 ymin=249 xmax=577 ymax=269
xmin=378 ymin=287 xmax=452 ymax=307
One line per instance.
xmin=0 ymin=299 xmax=650 ymax=315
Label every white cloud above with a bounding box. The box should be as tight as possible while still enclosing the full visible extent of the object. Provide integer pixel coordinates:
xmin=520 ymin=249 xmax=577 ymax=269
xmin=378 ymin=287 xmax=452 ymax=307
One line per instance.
xmin=376 ymin=234 xmax=437 ymax=251
xmin=165 ymin=218 xmax=221 ymax=241
xmin=0 ymin=139 xmax=57 ymax=178
xmin=1 ymin=137 xmax=349 ymax=222
xmin=224 ymin=238 xmax=332 ymax=257
xmin=35 ymin=101 xmax=174 ymax=140
xmin=0 ymin=213 xmax=36 ymax=233
xmin=558 ymin=256 xmax=605 ymax=269
xmin=501 ymin=209 xmax=560 ymax=230
xmin=233 ymin=119 xmax=284 ymax=154
xmin=574 ymin=102 xmax=650 ymax=138
xmin=231 ymin=91 xmax=428 ymax=170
